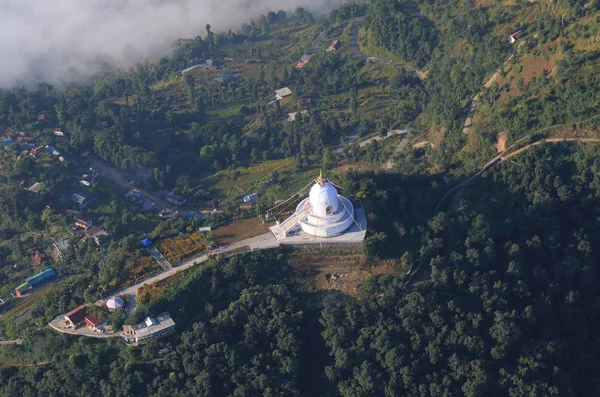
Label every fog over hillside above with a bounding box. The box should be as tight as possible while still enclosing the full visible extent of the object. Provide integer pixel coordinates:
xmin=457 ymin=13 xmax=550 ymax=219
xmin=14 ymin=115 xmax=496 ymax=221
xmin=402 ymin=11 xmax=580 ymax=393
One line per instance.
xmin=0 ymin=0 xmax=340 ymax=88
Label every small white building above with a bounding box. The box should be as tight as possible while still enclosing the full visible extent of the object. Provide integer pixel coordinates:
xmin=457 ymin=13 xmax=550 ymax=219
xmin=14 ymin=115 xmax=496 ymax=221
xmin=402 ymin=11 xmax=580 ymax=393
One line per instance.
xmin=508 ymin=30 xmax=523 ymax=44
xmin=122 ymin=312 xmax=176 ymax=345
xmin=275 ymin=87 xmax=292 ymax=100
xmin=287 ymin=110 xmax=307 ymax=122
xmin=106 ymin=297 xmax=125 ymax=311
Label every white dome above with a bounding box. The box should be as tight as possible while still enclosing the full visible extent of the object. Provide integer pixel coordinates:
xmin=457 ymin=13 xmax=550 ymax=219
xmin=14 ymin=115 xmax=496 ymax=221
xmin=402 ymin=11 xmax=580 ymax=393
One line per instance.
xmin=106 ymin=297 xmax=124 ymax=309
xmin=308 ymin=178 xmax=341 ymax=217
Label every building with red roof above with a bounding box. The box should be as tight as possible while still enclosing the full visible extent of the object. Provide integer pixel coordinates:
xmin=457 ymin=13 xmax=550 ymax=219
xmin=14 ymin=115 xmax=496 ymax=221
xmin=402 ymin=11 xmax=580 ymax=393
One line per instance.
xmin=84 ymin=315 xmax=103 ymax=330
xmin=37 ymin=113 xmax=54 ymax=122
xmin=64 ymin=305 xmax=87 ymax=328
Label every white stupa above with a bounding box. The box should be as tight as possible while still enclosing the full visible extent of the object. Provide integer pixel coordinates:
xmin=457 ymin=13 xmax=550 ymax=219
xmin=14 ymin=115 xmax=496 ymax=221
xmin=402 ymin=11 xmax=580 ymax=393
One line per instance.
xmin=106 ymin=297 xmax=125 ymax=311
xmin=272 ymin=172 xmax=356 ymax=239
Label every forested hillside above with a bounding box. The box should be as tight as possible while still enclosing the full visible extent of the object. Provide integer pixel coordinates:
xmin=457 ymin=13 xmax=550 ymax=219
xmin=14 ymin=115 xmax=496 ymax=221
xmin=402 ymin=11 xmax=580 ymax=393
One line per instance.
xmin=3 ymin=0 xmax=600 ymax=396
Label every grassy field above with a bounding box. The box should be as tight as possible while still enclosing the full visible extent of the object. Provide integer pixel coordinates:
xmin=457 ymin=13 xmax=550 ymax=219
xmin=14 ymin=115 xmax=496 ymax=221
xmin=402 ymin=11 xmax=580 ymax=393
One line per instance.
xmin=203 ymin=158 xmax=290 ymax=194
xmin=357 ymin=28 xmax=405 ymax=64
xmin=205 ymin=99 xmax=253 ymax=121
xmin=157 ymin=233 xmax=206 ymax=263
xmin=201 ymin=157 xmax=323 ymax=205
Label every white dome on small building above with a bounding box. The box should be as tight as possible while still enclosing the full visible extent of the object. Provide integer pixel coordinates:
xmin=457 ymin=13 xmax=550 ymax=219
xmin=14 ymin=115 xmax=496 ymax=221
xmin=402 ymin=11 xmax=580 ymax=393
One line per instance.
xmin=280 ymin=172 xmax=356 ymax=237
xmin=308 ymin=176 xmax=342 ymax=217
xmin=106 ymin=297 xmax=124 ymax=310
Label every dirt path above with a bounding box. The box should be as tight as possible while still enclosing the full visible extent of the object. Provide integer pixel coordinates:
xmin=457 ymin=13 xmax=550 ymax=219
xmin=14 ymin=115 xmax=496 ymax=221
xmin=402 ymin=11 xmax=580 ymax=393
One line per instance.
xmin=463 ymin=55 xmax=513 ymax=134
xmin=504 ymin=137 xmax=600 ymax=159
xmin=1 ymin=361 xmax=49 ymax=367
xmin=436 ymin=135 xmax=600 ymax=213
xmin=358 ymin=129 xmax=407 ymax=148
xmin=385 ymin=133 xmax=410 ymax=169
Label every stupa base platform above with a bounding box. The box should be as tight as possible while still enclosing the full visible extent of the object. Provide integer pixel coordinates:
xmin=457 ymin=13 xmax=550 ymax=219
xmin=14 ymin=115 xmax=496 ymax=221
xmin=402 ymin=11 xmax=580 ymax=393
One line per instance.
xmin=269 ymin=207 xmax=367 ymax=246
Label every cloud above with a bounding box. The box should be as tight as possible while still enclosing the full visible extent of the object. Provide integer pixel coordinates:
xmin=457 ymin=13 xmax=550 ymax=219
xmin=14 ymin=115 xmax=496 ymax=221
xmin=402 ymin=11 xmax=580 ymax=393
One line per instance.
xmin=0 ymin=0 xmax=341 ymax=88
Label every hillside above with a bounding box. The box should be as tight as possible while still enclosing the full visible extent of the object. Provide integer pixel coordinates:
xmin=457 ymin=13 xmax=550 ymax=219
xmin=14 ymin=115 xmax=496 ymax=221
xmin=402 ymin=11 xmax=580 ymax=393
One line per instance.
xmin=3 ymin=1 xmax=600 ymax=396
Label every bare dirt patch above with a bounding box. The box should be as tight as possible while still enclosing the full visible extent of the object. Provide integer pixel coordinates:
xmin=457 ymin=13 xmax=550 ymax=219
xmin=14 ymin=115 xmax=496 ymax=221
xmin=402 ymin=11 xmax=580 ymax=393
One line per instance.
xmin=212 ymin=217 xmax=271 ymax=245
xmin=495 ymin=131 xmax=508 ymax=152
xmin=288 ymin=248 xmax=396 ymax=301
xmin=499 ymin=46 xmax=560 ymax=101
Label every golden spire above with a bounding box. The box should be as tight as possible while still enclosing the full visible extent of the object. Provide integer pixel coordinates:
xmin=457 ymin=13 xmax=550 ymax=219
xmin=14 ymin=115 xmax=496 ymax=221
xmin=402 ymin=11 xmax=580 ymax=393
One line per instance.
xmin=317 ymin=170 xmax=327 ymax=185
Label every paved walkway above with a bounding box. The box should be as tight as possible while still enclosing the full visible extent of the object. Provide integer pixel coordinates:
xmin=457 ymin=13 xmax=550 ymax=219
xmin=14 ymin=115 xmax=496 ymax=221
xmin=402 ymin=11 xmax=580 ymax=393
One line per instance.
xmin=147 ymin=246 xmax=172 ymax=270
xmin=96 ymin=232 xmax=280 ymax=314
xmin=0 ymin=339 xmax=22 ymax=345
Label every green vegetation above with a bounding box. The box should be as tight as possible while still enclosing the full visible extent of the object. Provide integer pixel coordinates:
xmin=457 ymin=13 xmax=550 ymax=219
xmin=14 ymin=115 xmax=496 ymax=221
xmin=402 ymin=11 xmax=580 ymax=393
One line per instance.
xmin=4 ymin=1 xmax=600 ymax=396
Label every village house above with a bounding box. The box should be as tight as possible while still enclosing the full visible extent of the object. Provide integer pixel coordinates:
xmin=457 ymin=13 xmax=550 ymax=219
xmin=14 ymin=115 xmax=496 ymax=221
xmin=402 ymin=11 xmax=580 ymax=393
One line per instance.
xmin=16 ymin=136 xmax=35 ymax=143
xmin=31 ymin=250 xmax=46 ymax=268
xmin=70 ymin=192 xmax=90 ymax=208
xmin=508 ymin=30 xmax=524 ymax=44
xmin=298 ymin=97 xmax=312 ymax=108
xmin=46 ymin=145 xmax=60 ymax=157
xmin=30 ymin=146 xmax=46 ymax=158
xmin=53 ymin=128 xmax=66 ymax=137
xmin=159 ymin=208 xmax=178 ymax=218
xmin=79 ymin=174 xmax=97 ymax=186
xmin=181 ymin=59 xmax=213 ymax=74
xmin=296 ymin=54 xmax=313 ymax=69
xmin=52 ymin=238 xmax=71 ymax=258
xmin=287 ymin=110 xmax=308 ymax=122
xmin=37 ymin=113 xmax=54 ymax=122
xmin=85 ymin=226 xmax=110 ymax=245
xmin=75 ymin=216 xmax=93 ymax=230
xmin=14 ymin=268 xmax=56 ymax=297
xmin=24 ymin=182 xmax=42 ymax=194
xmin=17 ymin=150 xmax=29 ymax=160
xmin=243 ymin=192 xmax=259 ymax=203
xmin=64 ymin=305 xmax=104 ymax=331
xmin=84 ymin=315 xmax=104 ymax=331
xmin=275 ymin=87 xmax=292 ymax=100
xmin=64 ymin=305 xmax=87 ymax=328
xmin=125 ymin=190 xmax=156 ymax=211
xmin=122 ymin=313 xmax=176 ymax=345
xmin=156 ymin=190 xmax=186 ymax=206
